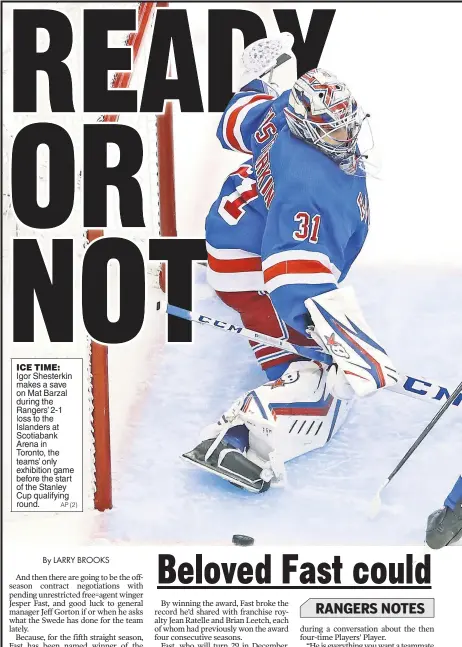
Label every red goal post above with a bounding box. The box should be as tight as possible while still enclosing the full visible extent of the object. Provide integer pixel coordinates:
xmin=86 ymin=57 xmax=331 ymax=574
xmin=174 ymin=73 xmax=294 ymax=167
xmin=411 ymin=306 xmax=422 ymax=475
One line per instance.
xmin=90 ymin=2 xmax=176 ymax=511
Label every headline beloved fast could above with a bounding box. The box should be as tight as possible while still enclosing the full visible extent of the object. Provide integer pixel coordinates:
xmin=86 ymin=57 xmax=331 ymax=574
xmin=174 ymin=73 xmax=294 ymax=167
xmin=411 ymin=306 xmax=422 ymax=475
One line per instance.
xmin=158 ymin=553 xmax=431 ymax=586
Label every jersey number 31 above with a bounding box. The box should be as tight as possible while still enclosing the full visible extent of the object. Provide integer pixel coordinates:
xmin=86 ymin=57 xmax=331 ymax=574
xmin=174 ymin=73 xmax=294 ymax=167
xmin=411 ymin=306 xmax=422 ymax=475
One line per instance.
xmin=293 ymin=212 xmax=321 ymax=242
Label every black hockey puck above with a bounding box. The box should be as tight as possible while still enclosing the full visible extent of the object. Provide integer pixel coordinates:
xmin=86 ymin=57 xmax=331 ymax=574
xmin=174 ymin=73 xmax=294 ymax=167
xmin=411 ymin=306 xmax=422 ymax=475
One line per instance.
xmin=232 ymin=534 xmax=254 ymax=546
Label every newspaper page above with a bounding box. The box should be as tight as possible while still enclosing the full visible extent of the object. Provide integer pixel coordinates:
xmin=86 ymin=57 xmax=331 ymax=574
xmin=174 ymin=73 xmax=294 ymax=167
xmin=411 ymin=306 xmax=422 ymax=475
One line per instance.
xmin=2 ymin=2 xmax=461 ymax=647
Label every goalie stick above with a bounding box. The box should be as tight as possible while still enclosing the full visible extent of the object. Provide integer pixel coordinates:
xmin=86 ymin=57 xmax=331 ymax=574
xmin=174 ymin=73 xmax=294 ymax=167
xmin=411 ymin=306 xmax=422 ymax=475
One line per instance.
xmin=157 ymin=301 xmax=462 ymax=410
xmin=369 ymin=380 xmax=462 ymax=518
xmin=165 ymin=304 xmax=332 ymax=364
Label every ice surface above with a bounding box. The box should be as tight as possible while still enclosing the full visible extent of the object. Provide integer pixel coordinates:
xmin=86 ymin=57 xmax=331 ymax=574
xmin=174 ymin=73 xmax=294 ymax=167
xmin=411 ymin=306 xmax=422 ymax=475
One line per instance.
xmin=101 ymin=265 xmax=462 ymax=545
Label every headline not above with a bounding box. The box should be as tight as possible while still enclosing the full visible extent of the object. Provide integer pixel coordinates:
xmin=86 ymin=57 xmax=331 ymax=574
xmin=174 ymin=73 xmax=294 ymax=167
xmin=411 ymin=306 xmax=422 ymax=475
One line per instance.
xmin=10 ymin=7 xmax=334 ymax=344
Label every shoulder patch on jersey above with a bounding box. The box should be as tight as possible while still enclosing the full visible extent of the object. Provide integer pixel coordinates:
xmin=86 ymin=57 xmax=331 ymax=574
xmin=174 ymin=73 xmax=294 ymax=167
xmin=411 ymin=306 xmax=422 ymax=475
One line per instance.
xmin=357 ymin=192 xmax=370 ymax=225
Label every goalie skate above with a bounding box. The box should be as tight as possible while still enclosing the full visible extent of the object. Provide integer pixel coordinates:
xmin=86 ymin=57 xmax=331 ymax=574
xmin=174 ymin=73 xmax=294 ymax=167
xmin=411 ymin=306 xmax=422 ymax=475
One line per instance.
xmin=426 ymin=503 xmax=462 ymax=548
xmin=182 ymin=438 xmax=271 ymax=494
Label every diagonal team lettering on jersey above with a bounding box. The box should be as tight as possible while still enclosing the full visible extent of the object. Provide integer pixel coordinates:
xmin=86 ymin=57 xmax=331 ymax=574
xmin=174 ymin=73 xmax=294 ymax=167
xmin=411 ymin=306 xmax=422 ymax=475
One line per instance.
xmin=255 ymin=108 xmax=278 ymax=143
xmin=255 ymin=131 xmax=278 ymax=208
xmin=217 ymin=164 xmax=258 ymax=225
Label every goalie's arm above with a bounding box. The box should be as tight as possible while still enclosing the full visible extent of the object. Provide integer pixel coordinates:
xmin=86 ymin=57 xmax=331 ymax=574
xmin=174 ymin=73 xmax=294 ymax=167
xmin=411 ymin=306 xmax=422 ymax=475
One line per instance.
xmin=216 ymin=79 xmax=279 ymax=155
xmin=216 ymin=34 xmax=294 ymax=154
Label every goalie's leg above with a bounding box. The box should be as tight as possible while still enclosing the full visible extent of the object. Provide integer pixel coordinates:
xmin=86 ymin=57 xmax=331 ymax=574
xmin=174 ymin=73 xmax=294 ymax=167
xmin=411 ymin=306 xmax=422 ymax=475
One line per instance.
xmin=426 ymin=475 xmax=462 ymax=548
xmin=205 ymin=173 xmax=320 ymax=381
xmin=182 ymin=426 xmax=272 ymax=494
xmin=182 ymin=361 xmax=352 ymax=492
xmin=216 ymin=290 xmax=320 ymax=379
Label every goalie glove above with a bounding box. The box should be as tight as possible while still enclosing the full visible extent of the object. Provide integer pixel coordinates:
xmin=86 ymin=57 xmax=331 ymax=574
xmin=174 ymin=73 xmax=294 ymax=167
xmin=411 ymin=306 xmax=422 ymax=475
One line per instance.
xmin=306 ymin=287 xmax=399 ymax=398
xmin=239 ymin=32 xmax=294 ymax=90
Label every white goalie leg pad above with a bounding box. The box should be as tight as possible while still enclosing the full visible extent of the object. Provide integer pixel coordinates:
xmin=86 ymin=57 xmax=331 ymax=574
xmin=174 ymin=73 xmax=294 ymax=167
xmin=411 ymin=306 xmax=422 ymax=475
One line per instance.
xmin=198 ymin=395 xmax=247 ymax=444
xmin=306 ymin=287 xmax=399 ymax=397
xmin=238 ymin=361 xmax=352 ymax=464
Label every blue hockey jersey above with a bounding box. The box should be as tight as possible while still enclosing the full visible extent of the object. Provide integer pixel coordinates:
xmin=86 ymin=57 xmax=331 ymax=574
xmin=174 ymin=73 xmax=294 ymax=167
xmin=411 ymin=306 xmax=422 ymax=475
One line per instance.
xmin=445 ymin=475 xmax=462 ymax=509
xmin=215 ymin=80 xmax=370 ymax=336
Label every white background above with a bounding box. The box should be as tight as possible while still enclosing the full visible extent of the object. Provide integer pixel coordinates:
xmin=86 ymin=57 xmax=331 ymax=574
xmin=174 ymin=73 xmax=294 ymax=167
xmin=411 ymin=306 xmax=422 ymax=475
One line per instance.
xmin=2 ymin=4 xmax=461 ymax=636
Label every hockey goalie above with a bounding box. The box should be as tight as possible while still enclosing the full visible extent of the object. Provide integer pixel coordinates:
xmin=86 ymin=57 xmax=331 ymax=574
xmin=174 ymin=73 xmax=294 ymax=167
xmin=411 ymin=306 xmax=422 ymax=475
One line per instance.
xmin=183 ymin=35 xmax=398 ymax=493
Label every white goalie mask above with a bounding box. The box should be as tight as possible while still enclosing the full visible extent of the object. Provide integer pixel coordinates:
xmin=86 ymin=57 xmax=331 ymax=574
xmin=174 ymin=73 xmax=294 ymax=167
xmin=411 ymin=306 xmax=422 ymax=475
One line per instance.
xmin=284 ymin=68 xmax=370 ymax=175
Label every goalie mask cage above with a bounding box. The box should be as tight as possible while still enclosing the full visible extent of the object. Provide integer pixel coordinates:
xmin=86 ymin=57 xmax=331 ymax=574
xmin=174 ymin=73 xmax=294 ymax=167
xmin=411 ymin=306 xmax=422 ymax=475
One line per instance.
xmin=3 ymin=2 xmax=177 ymax=513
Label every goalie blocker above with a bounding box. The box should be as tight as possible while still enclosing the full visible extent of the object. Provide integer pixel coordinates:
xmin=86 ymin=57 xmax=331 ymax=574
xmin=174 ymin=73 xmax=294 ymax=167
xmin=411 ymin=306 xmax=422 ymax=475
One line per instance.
xmin=306 ymin=287 xmax=399 ymax=398
xmin=183 ymin=287 xmax=396 ymax=492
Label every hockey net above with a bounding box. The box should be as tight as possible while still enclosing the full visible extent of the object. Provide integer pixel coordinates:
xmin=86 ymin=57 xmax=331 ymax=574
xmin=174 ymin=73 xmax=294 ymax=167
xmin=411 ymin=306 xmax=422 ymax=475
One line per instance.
xmin=3 ymin=2 xmax=175 ymax=516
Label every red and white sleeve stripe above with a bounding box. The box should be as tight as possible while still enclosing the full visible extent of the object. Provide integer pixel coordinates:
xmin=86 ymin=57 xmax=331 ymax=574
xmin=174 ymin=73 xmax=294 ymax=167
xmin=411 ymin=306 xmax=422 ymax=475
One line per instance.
xmin=221 ymin=94 xmax=274 ymax=154
xmin=262 ymin=250 xmax=341 ymax=293
xmin=206 ymin=242 xmax=264 ymax=292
